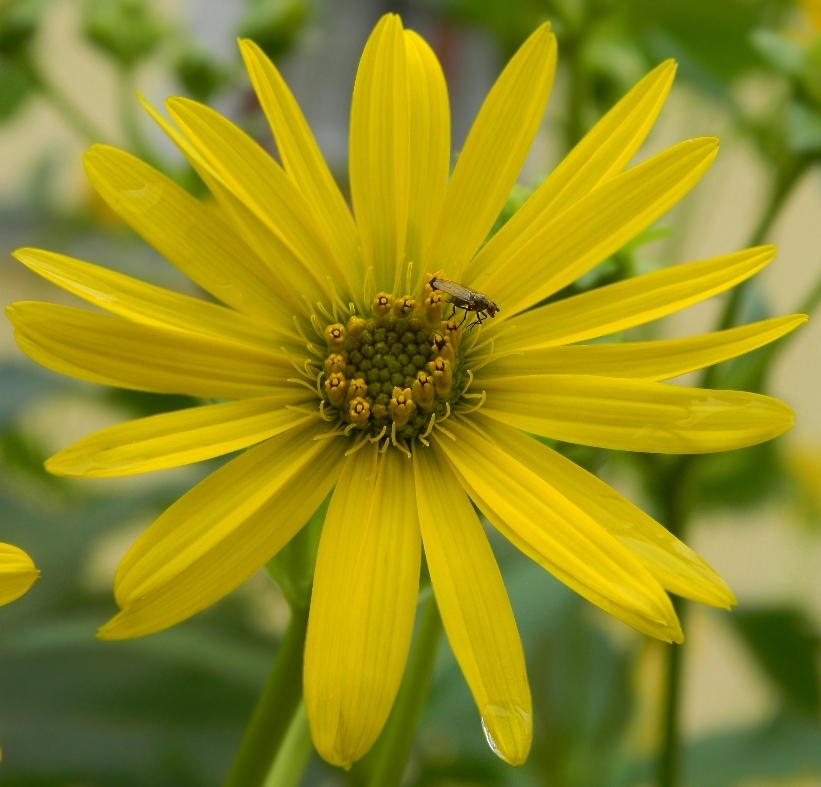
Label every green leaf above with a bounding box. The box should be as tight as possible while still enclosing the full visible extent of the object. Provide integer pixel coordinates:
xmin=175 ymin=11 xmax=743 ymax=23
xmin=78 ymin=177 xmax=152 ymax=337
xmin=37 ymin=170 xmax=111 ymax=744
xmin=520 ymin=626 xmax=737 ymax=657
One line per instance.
xmin=787 ymin=101 xmax=821 ymax=154
xmin=82 ymin=0 xmax=164 ymax=67
xmin=0 ymin=0 xmax=43 ymax=56
xmin=733 ymin=607 xmax=821 ymax=715
xmin=750 ymin=28 xmax=804 ymax=76
xmin=174 ymin=46 xmax=229 ymax=102
xmin=0 ymin=56 xmax=31 ymax=121
xmin=237 ymin=0 xmax=309 ymax=62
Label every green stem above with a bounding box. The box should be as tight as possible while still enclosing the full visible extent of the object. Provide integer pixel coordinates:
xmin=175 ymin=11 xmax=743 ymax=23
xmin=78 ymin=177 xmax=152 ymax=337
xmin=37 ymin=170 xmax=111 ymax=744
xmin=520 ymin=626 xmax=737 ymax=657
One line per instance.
xmin=713 ymin=157 xmax=809 ymax=336
xmin=262 ymin=701 xmax=313 ymax=787
xmin=118 ymin=66 xmax=158 ymax=165
xmin=653 ymin=457 xmax=690 ymax=787
xmin=658 ymin=597 xmax=688 ymax=787
xmin=367 ymin=593 xmax=442 ymax=787
xmin=23 ymin=57 xmax=108 ymax=143
xmin=223 ymin=604 xmax=310 ymax=787
xmin=565 ymin=39 xmax=587 ymax=152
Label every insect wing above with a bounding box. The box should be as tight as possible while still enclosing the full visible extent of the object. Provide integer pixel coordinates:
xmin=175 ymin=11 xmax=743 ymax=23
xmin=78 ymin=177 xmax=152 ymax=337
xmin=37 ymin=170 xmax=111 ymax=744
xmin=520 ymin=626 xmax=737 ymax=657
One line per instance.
xmin=430 ymin=278 xmax=476 ymax=303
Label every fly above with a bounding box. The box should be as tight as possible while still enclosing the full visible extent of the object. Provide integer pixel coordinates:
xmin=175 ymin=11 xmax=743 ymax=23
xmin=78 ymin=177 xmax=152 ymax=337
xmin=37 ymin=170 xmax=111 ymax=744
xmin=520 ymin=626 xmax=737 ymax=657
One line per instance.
xmin=429 ymin=276 xmax=500 ymax=329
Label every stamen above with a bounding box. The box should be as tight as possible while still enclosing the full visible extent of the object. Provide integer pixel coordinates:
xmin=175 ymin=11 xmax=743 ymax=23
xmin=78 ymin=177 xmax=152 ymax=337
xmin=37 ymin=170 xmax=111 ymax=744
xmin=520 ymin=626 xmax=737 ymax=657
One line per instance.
xmin=317 ymin=300 xmax=335 ymax=322
xmin=461 ymin=369 xmax=474 ymax=397
xmin=288 ymin=377 xmax=322 ymax=395
xmin=434 ymin=423 xmax=456 ymax=441
xmin=285 ymin=404 xmax=327 ymax=420
xmin=456 ymin=390 xmax=487 ymax=415
xmin=344 ymin=433 xmax=370 ymax=456
xmin=453 ymin=410 xmax=498 ymax=446
xmin=282 ymin=348 xmax=315 ymax=379
xmin=369 ymin=425 xmax=387 ymax=443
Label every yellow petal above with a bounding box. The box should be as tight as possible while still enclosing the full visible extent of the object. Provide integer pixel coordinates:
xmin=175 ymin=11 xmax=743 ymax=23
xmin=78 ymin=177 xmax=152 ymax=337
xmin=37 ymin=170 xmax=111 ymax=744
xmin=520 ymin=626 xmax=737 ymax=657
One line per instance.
xmin=429 ymin=24 xmax=557 ymax=281
xmin=413 ymin=446 xmax=531 ymax=765
xmin=437 ymin=421 xmax=683 ymax=641
xmin=12 ymin=248 xmax=296 ymax=354
xmin=465 ymin=60 xmax=676 ymax=284
xmin=99 ymin=422 xmax=346 ymax=639
xmin=470 ymin=414 xmax=735 ymax=609
xmin=7 ymin=302 xmax=292 ymax=399
xmin=0 ymin=543 xmax=39 ymax=606
xmin=349 ymin=15 xmax=409 ymax=293
xmin=137 ymin=97 xmax=316 ymax=318
xmin=305 ymin=446 xmax=420 ymax=768
xmin=480 ymin=315 xmax=807 ymax=381
xmin=239 ymin=38 xmax=365 ymax=290
xmin=47 ymin=396 xmax=315 ymax=478
xmin=83 ymin=145 xmax=297 ymax=334
xmin=480 ymin=374 xmax=795 ymax=453
xmin=404 ymin=29 xmax=449 ymax=287
xmin=477 ymin=137 xmax=719 ymax=317
xmin=165 ymin=98 xmax=342 ymax=307
xmin=491 ymin=245 xmax=776 ymax=354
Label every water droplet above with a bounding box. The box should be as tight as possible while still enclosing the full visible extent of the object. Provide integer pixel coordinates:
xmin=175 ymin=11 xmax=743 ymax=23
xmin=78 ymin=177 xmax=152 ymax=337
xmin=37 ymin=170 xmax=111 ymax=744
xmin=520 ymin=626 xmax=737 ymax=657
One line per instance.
xmin=481 ymin=716 xmax=503 ymax=760
xmin=480 ymin=704 xmax=532 ymax=764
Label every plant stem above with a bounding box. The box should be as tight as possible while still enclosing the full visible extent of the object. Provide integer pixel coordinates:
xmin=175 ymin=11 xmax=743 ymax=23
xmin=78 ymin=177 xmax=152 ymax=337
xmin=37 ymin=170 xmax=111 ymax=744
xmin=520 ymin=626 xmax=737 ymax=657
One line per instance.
xmin=23 ymin=57 xmax=108 ymax=143
xmin=262 ymin=701 xmax=313 ymax=787
xmin=653 ymin=456 xmax=691 ymax=787
xmin=223 ymin=604 xmax=310 ymax=787
xmin=714 ymin=157 xmax=810 ymax=335
xmin=367 ymin=594 xmax=442 ymax=787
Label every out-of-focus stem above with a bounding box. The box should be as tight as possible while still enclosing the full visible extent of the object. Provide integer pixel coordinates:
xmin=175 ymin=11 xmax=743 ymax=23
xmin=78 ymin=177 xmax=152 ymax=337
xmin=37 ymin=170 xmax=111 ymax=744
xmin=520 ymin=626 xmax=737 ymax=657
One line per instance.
xmin=223 ymin=603 xmax=310 ymax=787
xmin=366 ymin=593 xmax=442 ymax=787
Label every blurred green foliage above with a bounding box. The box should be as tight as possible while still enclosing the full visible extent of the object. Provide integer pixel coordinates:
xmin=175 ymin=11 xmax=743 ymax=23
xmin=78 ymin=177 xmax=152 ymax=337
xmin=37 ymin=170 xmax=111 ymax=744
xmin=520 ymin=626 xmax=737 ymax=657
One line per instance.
xmin=2 ymin=0 xmax=821 ymax=786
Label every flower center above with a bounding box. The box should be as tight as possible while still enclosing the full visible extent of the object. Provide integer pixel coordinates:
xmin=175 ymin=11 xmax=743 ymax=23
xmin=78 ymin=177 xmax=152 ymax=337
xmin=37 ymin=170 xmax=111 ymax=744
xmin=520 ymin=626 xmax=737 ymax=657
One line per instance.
xmin=318 ymin=288 xmax=466 ymax=449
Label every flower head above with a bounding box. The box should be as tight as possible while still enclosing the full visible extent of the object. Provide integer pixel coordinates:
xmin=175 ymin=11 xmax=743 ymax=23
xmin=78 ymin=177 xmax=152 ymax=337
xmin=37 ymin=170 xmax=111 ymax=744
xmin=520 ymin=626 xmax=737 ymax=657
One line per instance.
xmin=6 ymin=14 xmax=803 ymax=767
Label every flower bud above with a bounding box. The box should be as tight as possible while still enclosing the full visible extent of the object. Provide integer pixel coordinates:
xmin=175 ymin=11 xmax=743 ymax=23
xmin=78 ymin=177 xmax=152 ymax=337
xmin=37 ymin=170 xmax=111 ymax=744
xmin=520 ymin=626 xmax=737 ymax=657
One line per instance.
xmin=349 ymin=397 xmax=371 ymax=426
xmin=347 ymin=315 xmax=366 ymax=337
xmin=324 ymin=372 xmax=347 ymax=406
xmin=324 ymin=353 xmax=346 ymax=376
xmin=440 ymin=318 xmax=463 ymax=351
xmin=373 ymin=293 xmax=394 ymax=317
xmin=413 ymin=371 xmax=435 ymax=410
xmin=430 ymin=332 xmax=455 ymax=364
xmin=424 ymin=291 xmax=445 ymax=328
xmin=324 ymin=323 xmax=345 ymax=350
xmin=428 ymin=357 xmax=453 ymax=397
xmin=393 ymin=295 xmax=415 ymax=319
xmin=346 ymin=378 xmax=368 ymax=402
xmin=390 ymin=387 xmax=416 ymax=428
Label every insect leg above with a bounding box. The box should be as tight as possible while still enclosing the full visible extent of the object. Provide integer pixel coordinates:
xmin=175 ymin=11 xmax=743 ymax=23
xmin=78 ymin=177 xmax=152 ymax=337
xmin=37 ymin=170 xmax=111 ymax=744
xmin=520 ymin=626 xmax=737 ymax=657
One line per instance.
xmin=458 ymin=307 xmax=469 ymax=327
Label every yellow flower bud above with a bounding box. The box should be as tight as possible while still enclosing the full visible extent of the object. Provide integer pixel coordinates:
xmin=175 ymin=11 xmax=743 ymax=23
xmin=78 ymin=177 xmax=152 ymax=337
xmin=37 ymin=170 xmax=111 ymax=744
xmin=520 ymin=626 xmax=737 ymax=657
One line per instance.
xmin=393 ymin=295 xmax=415 ymax=319
xmin=428 ymin=357 xmax=453 ymax=397
xmin=413 ymin=371 xmax=435 ymax=410
xmin=440 ymin=318 xmax=463 ymax=351
xmin=324 ymin=353 xmax=346 ymax=376
xmin=424 ymin=291 xmax=445 ymax=328
xmin=430 ymin=332 xmax=455 ymax=364
xmin=348 ymin=396 xmax=371 ymax=426
xmin=324 ymin=323 xmax=346 ymax=350
xmin=373 ymin=293 xmax=394 ymax=317
xmin=324 ymin=372 xmax=347 ymax=406
xmin=347 ymin=315 xmax=366 ymax=337
xmin=390 ymin=387 xmax=416 ymax=428
xmin=346 ymin=377 xmax=368 ymax=402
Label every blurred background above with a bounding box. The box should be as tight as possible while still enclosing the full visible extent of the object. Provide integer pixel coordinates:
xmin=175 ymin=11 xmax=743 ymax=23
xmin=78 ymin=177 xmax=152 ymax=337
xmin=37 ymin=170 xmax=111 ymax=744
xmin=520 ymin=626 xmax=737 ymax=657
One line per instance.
xmin=1 ymin=0 xmax=821 ymax=785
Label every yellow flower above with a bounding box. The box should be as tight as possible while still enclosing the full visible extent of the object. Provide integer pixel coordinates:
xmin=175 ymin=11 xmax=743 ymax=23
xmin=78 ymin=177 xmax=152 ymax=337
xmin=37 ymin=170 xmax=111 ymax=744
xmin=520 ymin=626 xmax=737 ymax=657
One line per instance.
xmin=0 ymin=543 xmax=39 ymax=606
xmin=5 ymin=14 xmax=803 ymax=768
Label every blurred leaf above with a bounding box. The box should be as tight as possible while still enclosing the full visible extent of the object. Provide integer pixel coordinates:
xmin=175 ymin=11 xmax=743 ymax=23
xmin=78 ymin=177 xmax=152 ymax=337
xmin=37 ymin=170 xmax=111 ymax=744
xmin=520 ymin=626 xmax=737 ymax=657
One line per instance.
xmin=691 ymin=441 xmax=786 ymax=511
xmin=82 ymin=0 xmax=164 ymax=68
xmin=529 ymin=596 xmax=633 ymax=787
xmin=0 ymin=0 xmax=42 ymax=55
xmin=174 ymin=46 xmax=229 ymax=102
xmin=0 ymin=362 xmax=76 ymax=426
xmin=265 ymin=491 xmax=330 ymax=610
xmin=237 ymin=0 xmax=309 ymax=62
xmin=0 ymin=56 xmax=31 ymax=120
xmin=733 ymin=607 xmax=821 ymax=715
xmin=787 ymin=100 xmax=821 ymax=153
xmin=624 ymin=0 xmax=792 ymax=85
xmin=105 ymin=388 xmax=200 ymax=417
xmin=750 ymin=28 xmax=804 ymax=76
xmin=682 ymin=712 xmax=821 ymax=786
xmin=802 ymin=34 xmax=821 ymax=104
